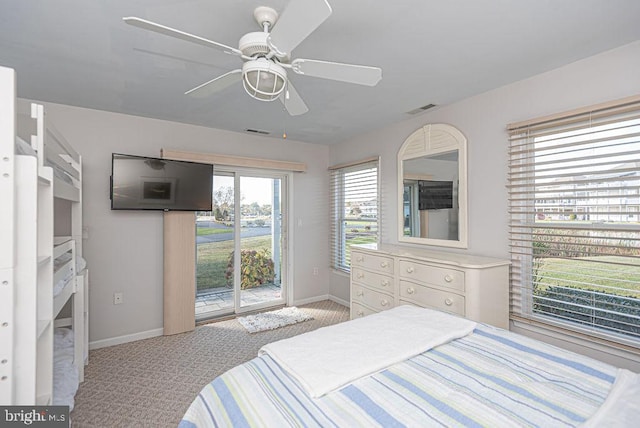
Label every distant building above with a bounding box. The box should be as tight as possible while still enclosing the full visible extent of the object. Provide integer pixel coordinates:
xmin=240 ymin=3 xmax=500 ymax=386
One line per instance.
xmin=535 ymin=163 xmax=640 ymax=222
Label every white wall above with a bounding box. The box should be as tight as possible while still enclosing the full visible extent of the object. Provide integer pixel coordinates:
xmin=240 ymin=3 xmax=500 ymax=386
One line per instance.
xmin=329 ymin=41 xmax=640 ymax=370
xmin=32 ymin=103 xmax=330 ymax=345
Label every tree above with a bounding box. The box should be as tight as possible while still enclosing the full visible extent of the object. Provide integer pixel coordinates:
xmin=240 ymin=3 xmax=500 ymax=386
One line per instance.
xmin=213 ymin=186 xmax=234 ymax=219
xmin=214 ymin=207 xmax=223 ymax=221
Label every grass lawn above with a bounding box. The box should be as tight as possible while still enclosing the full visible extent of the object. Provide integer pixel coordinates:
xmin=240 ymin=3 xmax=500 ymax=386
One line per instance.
xmin=196 ymin=235 xmax=271 ymax=291
xmin=535 ymin=256 xmax=640 ymax=298
xmin=196 ymin=227 xmax=233 ymax=236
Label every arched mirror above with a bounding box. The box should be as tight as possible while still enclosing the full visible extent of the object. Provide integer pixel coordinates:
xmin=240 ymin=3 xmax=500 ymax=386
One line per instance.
xmin=398 ymin=123 xmax=468 ymax=248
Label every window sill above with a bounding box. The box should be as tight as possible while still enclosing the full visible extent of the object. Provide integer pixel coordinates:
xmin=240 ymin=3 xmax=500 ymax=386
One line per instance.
xmin=331 ymin=268 xmax=350 ymax=278
xmin=510 ymin=316 xmax=640 ymax=371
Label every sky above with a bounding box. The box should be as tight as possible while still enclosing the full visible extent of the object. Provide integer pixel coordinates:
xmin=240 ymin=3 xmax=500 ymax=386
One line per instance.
xmin=213 ymin=175 xmax=274 ymax=205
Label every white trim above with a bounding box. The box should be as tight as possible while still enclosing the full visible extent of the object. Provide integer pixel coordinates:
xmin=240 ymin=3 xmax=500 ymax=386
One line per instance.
xmin=161 ymin=148 xmax=306 ymax=172
xmin=292 ymin=294 xmax=332 ymax=307
xmin=328 ymin=156 xmax=379 ymax=171
xmin=328 ymin=295 xmax=349 ymax=307
xmin=88 ymin=328 xmax=163 ymax=350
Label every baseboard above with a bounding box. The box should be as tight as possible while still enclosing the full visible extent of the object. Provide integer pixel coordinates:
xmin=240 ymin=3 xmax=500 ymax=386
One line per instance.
xmin=291 ymin=294 xmax=349 ymax=308
xmin=91 ymin=296 xmax=349 ymax=349
xmin=328 ymin=295 xmax=349 ymax=307
xmin=292 ymin=294 xmax=331 ymax=306
xmin=89 ymin=328 xmax=164 ymax=350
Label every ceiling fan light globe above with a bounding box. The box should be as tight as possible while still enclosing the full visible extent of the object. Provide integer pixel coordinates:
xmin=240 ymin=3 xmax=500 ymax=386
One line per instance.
xmin=242 ymin=59 xmax=287 ymax=101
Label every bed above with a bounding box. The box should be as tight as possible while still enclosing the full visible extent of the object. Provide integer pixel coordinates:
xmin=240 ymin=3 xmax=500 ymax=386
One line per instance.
xmin=179 ymin=305 xmax=640 ymax=428
xmin=4 ymin=91 xmax=88 ymax=405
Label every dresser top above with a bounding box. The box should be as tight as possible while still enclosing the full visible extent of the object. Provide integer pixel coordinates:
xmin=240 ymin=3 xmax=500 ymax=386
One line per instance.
xmin=352 ymin=243 xmax=510 ymax=269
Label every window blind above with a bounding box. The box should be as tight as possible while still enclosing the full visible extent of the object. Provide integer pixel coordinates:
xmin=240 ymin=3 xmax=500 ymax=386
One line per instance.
xmin=329 ymin=157 xmax=380 ymax=273
xmin=507 ymin=95 xmax=640 ymax=346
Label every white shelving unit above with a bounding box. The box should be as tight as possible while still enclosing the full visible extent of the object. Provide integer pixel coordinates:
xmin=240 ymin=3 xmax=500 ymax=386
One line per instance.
xmin=1 ymin=66 xmax=87 ymax=406
xmin=0 ymin=65 xmax=18 ymax=405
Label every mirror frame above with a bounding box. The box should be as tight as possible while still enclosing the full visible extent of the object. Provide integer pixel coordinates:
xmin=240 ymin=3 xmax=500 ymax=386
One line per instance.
xmin=397 ymin=123 xmax=468 ymax=248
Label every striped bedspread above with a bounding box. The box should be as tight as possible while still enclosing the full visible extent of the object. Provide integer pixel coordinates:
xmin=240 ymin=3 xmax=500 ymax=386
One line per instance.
xmin=179 ymin=324 xmax=617 ymax=427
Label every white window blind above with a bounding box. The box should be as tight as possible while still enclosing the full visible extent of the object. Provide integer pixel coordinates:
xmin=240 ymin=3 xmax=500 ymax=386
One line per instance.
xmin=329 ymin=157 xmax=380 ymax=273
xmin=507 ymin=95 xmax=640 ymax=347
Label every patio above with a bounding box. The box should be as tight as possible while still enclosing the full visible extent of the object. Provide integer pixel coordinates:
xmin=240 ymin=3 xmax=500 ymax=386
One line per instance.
xmin=195 ymin=283 xmax=282 ymax=315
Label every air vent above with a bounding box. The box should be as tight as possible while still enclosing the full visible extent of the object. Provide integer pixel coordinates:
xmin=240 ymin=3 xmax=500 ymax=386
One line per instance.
xmin=406 ymin=104 xmax=437 ymax=115
xmin=245 ymin=128 xmax=270 ymax=135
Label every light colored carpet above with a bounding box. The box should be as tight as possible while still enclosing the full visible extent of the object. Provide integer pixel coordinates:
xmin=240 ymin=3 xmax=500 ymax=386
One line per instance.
xmin=70 ymin=300 xmax=349 ymax=427
xmin=237 ymin=306 xmax=313 ymax=333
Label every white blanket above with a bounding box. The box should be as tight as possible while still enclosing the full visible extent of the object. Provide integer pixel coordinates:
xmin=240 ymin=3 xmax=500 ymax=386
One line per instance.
xmin=581 ymin=368 xmax=640 ymax=427
xmin=259 ymin=305 xmax=476 ymax=397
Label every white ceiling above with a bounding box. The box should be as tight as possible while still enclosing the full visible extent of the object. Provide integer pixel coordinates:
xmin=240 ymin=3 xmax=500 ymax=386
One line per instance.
xmin=1 ymin=0 xmax=639 ymax=145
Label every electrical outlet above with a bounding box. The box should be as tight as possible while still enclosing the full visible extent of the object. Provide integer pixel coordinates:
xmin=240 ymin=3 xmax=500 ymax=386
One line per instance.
xmin=114 ymin=292 xmax=124 ymax=305
xmin=313 ymin=267 xmax=319 ymax=276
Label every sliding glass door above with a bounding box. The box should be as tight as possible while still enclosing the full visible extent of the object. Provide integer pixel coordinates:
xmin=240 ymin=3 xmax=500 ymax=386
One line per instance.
xmin=195 ymin=169 xmax=287 ymax=320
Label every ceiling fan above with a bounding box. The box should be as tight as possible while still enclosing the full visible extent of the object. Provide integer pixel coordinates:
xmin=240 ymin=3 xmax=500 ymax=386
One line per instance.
xmin=123 ymin=0 xmax=382 ymax=116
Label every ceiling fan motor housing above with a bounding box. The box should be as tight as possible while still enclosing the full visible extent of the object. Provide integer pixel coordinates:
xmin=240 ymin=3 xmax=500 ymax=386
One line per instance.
xmin=239 ymin=32 xmax=271 ymax=57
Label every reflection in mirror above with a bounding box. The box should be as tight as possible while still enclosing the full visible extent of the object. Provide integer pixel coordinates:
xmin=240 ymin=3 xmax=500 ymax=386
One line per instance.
xmin=397 ymin=123 xmax=467 ymax=248
xmin=403 ymin=151 xmax=459 ymax=240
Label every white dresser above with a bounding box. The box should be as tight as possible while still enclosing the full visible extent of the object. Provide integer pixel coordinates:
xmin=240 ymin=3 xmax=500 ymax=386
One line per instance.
xmin=350 ymin=244 xmax=510 ymax=329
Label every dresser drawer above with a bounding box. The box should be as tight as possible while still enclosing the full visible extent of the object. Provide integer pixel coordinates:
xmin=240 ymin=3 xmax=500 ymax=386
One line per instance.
xmin=352 ymin=284 xmax=393 ymax=312
xmin=398 ymin=260 xmax=465 ymax=292
xmin=351 ymin=251 xmax=394 ymax=275
xmin=351 ymin=301 xmax=377 ymax=319
xmin=399 ymin=280 xmax=465 ymax=316
xmin=351 ymin=267 xmax=393 ymax=292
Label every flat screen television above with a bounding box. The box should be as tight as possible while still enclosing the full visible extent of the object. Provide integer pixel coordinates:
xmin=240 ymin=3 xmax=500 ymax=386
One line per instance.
xmin=110 ymin=153 xmax=213 ymax=211
xmin=418 ymin=180 xmax=453 ymax=210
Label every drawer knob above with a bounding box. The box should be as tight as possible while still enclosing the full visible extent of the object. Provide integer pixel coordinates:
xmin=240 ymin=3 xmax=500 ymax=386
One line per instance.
xmin=407 ymin=287 xmax=415 ymax=295
xmin=406 ymin=267 xmax=414 ymax=274
xmin=380 ymin=299 xmax=390 ymax=307
xmin=445 ymin=298 xmax=453 ymax=306
xmin=444 ymin=275 xmax=453 ymax=283
xmin=357 ymin=290 xmax=364 ymax=297
xmin=357 ymin=272 xmax=364 ymax=279
xmin=381 ymin=280 xmax=390 ymax=287
xmin=357 ymin=310 xmax=364 ymax=317
xmin=380 ymin=261 xmax=389 ymax=268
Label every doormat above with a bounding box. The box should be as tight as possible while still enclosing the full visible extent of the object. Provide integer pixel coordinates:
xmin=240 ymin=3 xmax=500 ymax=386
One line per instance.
xmin=238 ymin=307 xmax=313 ymax=333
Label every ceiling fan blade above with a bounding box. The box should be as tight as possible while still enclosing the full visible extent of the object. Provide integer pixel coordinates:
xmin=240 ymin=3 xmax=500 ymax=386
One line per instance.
xmin=291 ymin=58 xmax=382 ymax=86
xmin=280 ymin=82 xmax=308 ymax=116
xmin=132 ymin=47 xmax=219 ymax=68
xmin=267 ymin=0 xmax=332 ymax=57
xmin=123 ymin=17 xmax=242 ymax=56
xmin=185 ymin=69 xmax=242 ymax=97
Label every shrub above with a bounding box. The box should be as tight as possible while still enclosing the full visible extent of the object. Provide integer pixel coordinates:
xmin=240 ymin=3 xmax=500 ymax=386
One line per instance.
xmin=225 ymin=249 xmax=275 ymax=290
xmin=534 ymin=285 xmax=640 ymax=336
